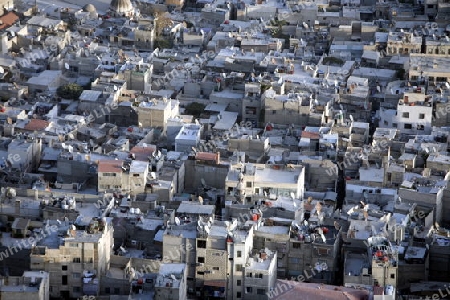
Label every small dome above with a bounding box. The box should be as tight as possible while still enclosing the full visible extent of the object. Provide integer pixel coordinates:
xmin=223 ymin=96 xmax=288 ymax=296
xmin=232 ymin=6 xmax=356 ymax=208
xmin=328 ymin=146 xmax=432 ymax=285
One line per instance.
xmin=110 ymin=0 xmax=133 ymax=13
xmin=82 ymin=4 xmax=96 ymax=12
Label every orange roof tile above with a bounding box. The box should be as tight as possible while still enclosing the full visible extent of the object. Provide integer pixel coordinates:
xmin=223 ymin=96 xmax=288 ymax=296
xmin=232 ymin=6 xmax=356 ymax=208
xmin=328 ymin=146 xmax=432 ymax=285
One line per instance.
xmin=195 ymin=152 xmax=218 ymax=162
xmin=130 ymin=146 xmax=156 ymax=161
xmin=24 ymin=119 xmax=50 ymax=131
xmin=0 ymin=12 xmax=19 ymax=30
xmin=301 ymin=131 xmax=320 ymax=139
xmin=98 ymin=160 xmax=123 ymax=173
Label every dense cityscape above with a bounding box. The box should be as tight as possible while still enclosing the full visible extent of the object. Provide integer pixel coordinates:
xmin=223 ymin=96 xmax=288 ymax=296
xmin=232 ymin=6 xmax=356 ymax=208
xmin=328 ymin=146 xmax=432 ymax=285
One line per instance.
xmin=0 ymin=0 xmax=448 ymax=298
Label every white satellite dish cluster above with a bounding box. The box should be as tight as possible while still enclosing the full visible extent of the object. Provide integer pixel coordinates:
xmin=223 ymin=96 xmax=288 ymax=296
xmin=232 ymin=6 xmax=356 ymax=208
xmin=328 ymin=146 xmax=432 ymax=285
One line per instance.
xmin=197 ymin=217 xmax=212 ymax=235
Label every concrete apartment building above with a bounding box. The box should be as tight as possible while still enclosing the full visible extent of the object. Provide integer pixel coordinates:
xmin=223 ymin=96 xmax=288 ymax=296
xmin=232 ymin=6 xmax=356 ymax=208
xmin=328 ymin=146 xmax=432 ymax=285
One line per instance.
xmin=225 ymin=162 xmax=305 ymax=205
xmin=30 ymin=218 xmax=114 ymax=299
xmin=129 ymin=160 xmax=149 ymax=195
xmin=97 ymin=159 xmax=129 ymax=193
xmin=368 ymin=237 xmax=399 ymax=289
xmin=253 ymin=226 xmax=289 ymax=279
xmin=7 ymin=137 xmax=42 ymax=172
xmin=379 ymin=92 xmax=433 ymax=135
xmin=0 ymin=271 xmax=50 ymax=300
xmin=288 ymin=218 xmax=341 ymax=284
xmin=155 ymin=263 xmax=188 ymax=300
xmin=243 ymin=249 xmax=277 ymax=300
xmin=175 ymin=123 xmax=202 ymax=153
xmin=386 ymin=31 xmax=422 ymax=55
xmin=137 ymin=98 xmax=180 ymax=132
xmin=194 ymin=218 xmax=258 ymax=300
xmin=409 ymin=54 xmax=450 ymax=83
xmin=263 ymin=89 xmax=311 ymax=126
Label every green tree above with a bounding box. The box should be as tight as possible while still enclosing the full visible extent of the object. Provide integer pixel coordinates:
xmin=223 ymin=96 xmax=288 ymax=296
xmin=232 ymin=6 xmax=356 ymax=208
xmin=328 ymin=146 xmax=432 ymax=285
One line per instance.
xmin=57 ymin=83 xmax=84 ymax=100
xmin=184 ymin=102 xmax=205 ymax=117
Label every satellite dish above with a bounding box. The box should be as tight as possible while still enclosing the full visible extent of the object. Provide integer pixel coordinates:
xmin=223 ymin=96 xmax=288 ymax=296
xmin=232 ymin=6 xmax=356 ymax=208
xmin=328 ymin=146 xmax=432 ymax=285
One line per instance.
xmin=198 ymin=196 xmax=203 ymax=204
xmin=290 ymin=192 xmax=295 ymax=199
xmin=0 ymin=67 xmax=4 ymax=73
xmin=175 ymin=217 xmax=181 ymax=226
xmin=64 ymin=63 xmax=69 ymax=70
xmin=204 ymin=226 xmax=210 ymax=234
xmin=321 ymin=233 xmax=326 ymax=243
xmin=201 ymin=178 xmax=206 ymax=187
xmin=170 ymin=274 xmax=177 ymax=280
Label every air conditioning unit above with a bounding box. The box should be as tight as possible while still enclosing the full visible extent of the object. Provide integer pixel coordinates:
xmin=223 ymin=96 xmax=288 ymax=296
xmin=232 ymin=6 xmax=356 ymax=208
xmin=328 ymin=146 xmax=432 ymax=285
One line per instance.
xmin=362 ymin=268 xmax=369 ymax=275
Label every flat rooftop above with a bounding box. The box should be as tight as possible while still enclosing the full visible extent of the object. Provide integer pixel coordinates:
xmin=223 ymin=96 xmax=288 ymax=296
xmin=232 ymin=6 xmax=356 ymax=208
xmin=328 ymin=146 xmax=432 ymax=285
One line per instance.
xmin=176 ymin=202 xmax=215 ymax=215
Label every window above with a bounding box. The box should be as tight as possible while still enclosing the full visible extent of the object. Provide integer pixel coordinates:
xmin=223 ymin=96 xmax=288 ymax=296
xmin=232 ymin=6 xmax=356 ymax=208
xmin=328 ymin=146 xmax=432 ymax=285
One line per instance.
xmin=293 ymin=242 xmax=301 ymax=249
xmin=404 ymin=123 xmax=412 ymax=129
xmin=289 ymin=257 xmax=300 ymax=264
xmin=237 ymin=292 xmax=242 ymax=298
xmin=198 ymin=257 xmax=205 ymax=263
xmin=62 ymin=265 xmax=68 ymax=271
xmin=73 ymin=257 xmax=81 ymax=263
xmin=316 ymin=247 xmax=329 ymax=256
xmin=257 ymin=273 xmax=263 ymax=279
xmin=246 ymin=181 xmax=252 ymax=188
xmin=236 ymin=264 xmax=243 ymax=272
xmin=419 ymin=113 xmax=425 ymax=119
xmin=246 ymin=287 xmax=253 ymax=293
xmin=73 ymin=273 xmax=81 ymax=279
xmin=392 ymin=123 xmax=397 ymax=128
xmin=384 ymin=120 xmax=388 ymax=125
xmin=87 ymin=257 xmax=94 ymax=263
xmin=213 ymin=267 xmax=219 ymax=271
xmin=237 ymin=251 xmax=242 ymax=258
xmin=197 ymin=271 xmax=204 ymax=275
xmin=197 ymin=240 xmax=206 ymax=248
xmin=390 ymin=274 xmax=395 ymax=279
xmin=402 ymin=112 xmax=409 ymax=118
xmin=62 ymin=275 xmax=68 ymax=285
xmin=69 ymin=243 xmax=78 ymax=248
xmin=103 ymin=172 xmax=116 ymax=177
xmin=246 ymin=272 xmax=252 ymax=278
xmin=114 ymin=288 xmax=120 ymax=294
xmin=272 ymin=110 xmax=276 ymax=114
xmin=133 ymin=174 xmax=140 ymax=177
xmin=257 ymin=289 xmax=266 ymax=295
xmin=417 ymin=124 xmax=424 ymax=130
xmin=73 ymin=286 xmax=81 ymax=293
xmin=105 ymin=287 xmax=111 ymax=294
xmin=237 ymin=280 xmax=241 ymax=286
